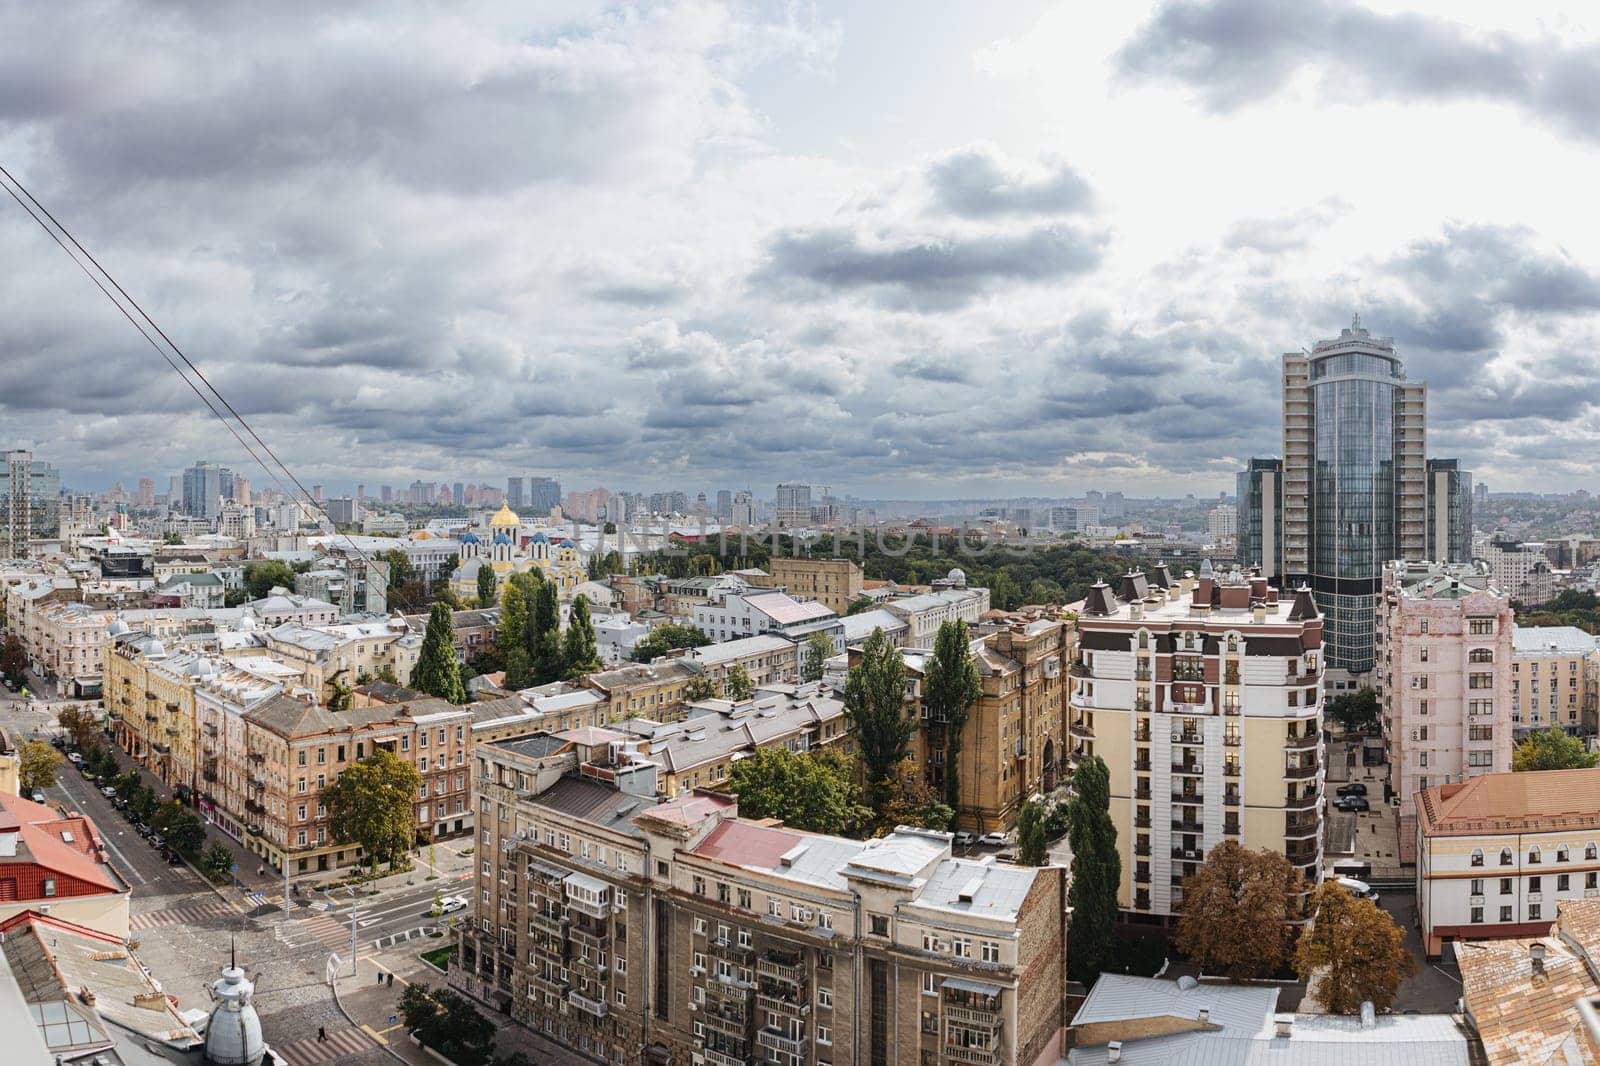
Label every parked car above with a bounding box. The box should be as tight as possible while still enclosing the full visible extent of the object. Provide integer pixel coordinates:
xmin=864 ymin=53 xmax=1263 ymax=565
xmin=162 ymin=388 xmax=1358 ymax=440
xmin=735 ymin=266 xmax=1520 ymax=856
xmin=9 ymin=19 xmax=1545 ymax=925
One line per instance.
xmin=165 ymin=850 xmax=184 ymax=866
xmin=112 ymin=797 xmax=128 ymax=810
xmin=953 ymin=831 xmax=976 ymax=847
xmin=29 ymin=791 xmax=46 ymax=803
xmin=1334 ymin=795 xmax=1370 ymax=812
xmin=1336 ymin=782 xmax=1368 ymax=797
xmin=438 ymin=895 xmax=469 ymax=914
xmin=99 ymin=785 xmax=118 ymax=799
xmin=149 ymin=833 xmax=165 ymax=849
xmin=135 ymin=822 xmax=152 ymax=837
xmin=1335 ymin=876 xmax=1380 ymax=906
xmin=66 ymin=751 xmax=83 ymax=765
xmin=978 ymin=832 xmax=1007 ymax=847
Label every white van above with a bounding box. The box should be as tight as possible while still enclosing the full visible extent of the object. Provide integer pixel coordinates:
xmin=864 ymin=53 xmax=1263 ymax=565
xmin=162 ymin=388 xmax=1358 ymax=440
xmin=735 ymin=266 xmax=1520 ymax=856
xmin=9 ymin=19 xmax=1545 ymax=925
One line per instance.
xmin=1335 ymin=875 xmax=1380 ymax=906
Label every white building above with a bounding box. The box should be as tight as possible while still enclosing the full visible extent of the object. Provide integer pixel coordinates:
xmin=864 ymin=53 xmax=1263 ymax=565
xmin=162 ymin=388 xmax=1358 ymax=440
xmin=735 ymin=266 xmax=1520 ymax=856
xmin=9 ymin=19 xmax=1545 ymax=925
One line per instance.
xmin=1206 ymin=504 xmax=1236 ymax=540
xmin=881 ymin=588 xmax=989 ymax=648
xmin=692 ymin=588 xmax=841 ymax=646
xmin=1477 ymin=534 xmax=1555 ymax=606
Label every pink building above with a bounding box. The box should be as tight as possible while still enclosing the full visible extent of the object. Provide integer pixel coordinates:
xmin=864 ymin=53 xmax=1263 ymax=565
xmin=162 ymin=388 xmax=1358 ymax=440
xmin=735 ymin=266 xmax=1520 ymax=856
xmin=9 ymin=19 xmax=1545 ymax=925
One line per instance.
xmin=1378 ymin=562 xmax=1513 ymax=821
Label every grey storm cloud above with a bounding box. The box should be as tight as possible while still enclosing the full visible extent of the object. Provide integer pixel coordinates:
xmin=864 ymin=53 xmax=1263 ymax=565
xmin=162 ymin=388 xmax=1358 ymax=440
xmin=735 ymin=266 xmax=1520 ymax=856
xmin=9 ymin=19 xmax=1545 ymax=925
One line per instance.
xmin=1117 ymin=0 xmax=1600 ymax=140
xmin=925 ymin=146 xmax=1094 ymax=219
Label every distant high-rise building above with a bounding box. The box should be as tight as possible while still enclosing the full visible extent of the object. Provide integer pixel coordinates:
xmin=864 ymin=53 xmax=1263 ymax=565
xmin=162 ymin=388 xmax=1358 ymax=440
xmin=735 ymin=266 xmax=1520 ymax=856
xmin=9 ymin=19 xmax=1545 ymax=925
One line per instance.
xmin=137 ymin=477 xmax=155 ymax=508
xmin=506 ymin=477 xmax=524 ymax=510
xmin=464 ymin=483 xmax=478 ymax=506
xmin=326 ymin=497 xmax=358 ymax=525
xmin=312 ymin=484 xmax=324 ymax=501
xmin=694 ymin=491 xmax=708 ymax=516
xmin=776 ymin=482 xmax=811 ymax=528
xmin=381 ymin=485 xmax=393 ymax=503
xmin=4 ymin=450 xmax=37 ymax=557
xmin=1426 ymin=459 xmax=1472 ymax=565
xmin=715 ymin=489 xmax=732 ymax=522
xmin=168 ymin=475 xmax=181 ymax=503
xmin=1235 ymin=459 xmax=1283 ymax=579
xmin=356 ymin=483 xmax=366 ymax=500
xmin=732 ymin=490 xmax=755 ymax=527
xmin=527 ymin=476 xmax=561 ymax=516
xmin=181 ymin=460 xmax=230 ymax=520
xmin=231 ymin=476 xmax=250 ymax=505
xmin=453 ymin=481 xmax=465 ymax=506
xmin=1240 ymin=321 xmax=1471 ymax=678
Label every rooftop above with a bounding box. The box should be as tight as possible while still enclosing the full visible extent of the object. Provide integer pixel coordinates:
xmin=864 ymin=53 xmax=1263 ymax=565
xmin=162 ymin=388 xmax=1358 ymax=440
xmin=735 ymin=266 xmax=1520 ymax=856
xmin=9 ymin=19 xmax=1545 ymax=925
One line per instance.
xmin=1514 ymin=626 xmax=1599 ymax=657
xmin=1458 ymin=929 xmax=1600 ymax=1066
xmin=1418 ymin=768 xmax=1600 ymax=837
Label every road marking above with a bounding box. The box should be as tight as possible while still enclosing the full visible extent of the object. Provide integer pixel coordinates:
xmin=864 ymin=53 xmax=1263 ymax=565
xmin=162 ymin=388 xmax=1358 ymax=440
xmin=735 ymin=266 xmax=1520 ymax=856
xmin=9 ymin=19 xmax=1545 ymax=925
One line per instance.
xmin=130 ymin=898 xmax=236 ymax=930
xmin=271 ymin=1026 xmax=375 ymax=1066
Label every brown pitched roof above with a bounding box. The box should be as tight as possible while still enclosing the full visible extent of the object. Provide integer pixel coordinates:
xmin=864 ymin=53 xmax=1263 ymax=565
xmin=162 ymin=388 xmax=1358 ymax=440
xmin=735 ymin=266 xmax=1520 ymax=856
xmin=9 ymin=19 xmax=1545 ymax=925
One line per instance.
xmin=1417 ymin=768 xmax=1600 ymax=837
xmin=1458 ymin=932 xmax=1599 ymax=1065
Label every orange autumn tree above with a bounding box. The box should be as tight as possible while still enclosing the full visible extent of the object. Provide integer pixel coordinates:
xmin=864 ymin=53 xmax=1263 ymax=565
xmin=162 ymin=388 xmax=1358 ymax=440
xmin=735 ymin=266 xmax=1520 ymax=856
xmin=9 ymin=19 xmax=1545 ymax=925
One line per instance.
xmin=1294 ymin=880 xmax=1417 ymax=1013
xmin=1175 ymin=840 xmax=1302 ymax=979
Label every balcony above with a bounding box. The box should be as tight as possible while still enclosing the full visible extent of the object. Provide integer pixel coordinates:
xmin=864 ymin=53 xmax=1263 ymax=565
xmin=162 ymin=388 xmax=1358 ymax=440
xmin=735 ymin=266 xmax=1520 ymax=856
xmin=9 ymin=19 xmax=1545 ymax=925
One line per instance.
xmin=152 ymin=742 xmax=171 ymax=755
xmin=757 ymin=991 xmax=810 ymax=1020
xmin=566 ymin=990 xmax=608 ymax=1018
xmin=248 ymin=752 xmax=265 ymax=764
xmin=1285 ymin=814 xmax=1319 ymax=838
xmin=702 ymin=1010 xmax=749 ymax=1038
xmin=1283 ymin=763 xmax=1317 ymax=780
xmin=1134 ymin=785 xmax=1152 ymax=801
xmin=528 ymin=973 xmax=567 ymax=996
xmin=1171 ymin=792 xmax=1203 ymax=806
xmin=1171 ymin=846 xmax=1203 ymax=861
xmin=1285 ymin=792 xmax=1318 ymax=811
xmin=709 ymin=938 xmax=754 ymax=965
xmin=1171 ymin=820 xmax=1203 ymax=834
xmin=1285 ymin=732 xmax=1318 ymax=750
xmin=1134 ymin=725 xmax=1152 ymax=742
xmin=529 ymin=910 xmax=568 ymax=937
xmin=1134 ymin=759 xmax=1152 ymax=773
xmin=1069 ymin=718 xmax=1094 ymax=739
xmin=1223 ymin=702 xmax=1240 ymax=717
xmin=569 ymin=954 xmax=607 ymax=981
xmin=143 ymin=712 xmax=158 ymax=723
xmin=1172 ymin=731 xmax=1202 ymax=745
xmin=1224 ymin=762 xmax=1240 ymax=778
xmin=565 ymin=894 xmax=611 ymax=920
xmin=568 ymin=924 xmax=606 ymax=951
xmin=757 ymin=1028 xmax=807 ymax=1058
xmin=1224 ymin=732 xmax=1241 ymax=747
xmin=1134 ymin=842 xmax=1151 ymax=857
xmin=944 ymin=1004 xmax=1001 ymax=1029
xmin=204 ymin=723 xmax=218 ymax=737
xmin=1069 ymin=660 xmax=1090 ymax=678
xmin=1286 ymin=842 xmax=1320 ymax=866
xmin=703 ymin=1050 xmax=745 ymax=1066
xmin=757 ymin=952 xmax=805 ymax=985
xmin=1171 ymin=762 xmax=1202 ymax=776
xmin=945 ymin=1043 xmax=999 ymax=1065
xmin=708 ymin=972 xmax=756 ymax=1000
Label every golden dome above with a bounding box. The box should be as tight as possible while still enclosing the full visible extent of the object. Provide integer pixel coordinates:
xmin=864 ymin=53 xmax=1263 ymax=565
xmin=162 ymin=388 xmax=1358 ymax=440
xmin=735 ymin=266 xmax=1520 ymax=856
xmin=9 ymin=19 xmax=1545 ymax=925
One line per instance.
xmin=490 ymin=502 xmax=521 ymax=528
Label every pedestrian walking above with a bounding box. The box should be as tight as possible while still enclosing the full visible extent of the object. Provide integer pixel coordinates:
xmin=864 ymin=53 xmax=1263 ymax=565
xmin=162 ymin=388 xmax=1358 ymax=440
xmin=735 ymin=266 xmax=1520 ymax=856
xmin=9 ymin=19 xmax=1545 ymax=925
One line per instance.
xmin=387 ymin=973 xmax=394 ymax=988
xmin=377 ymin=971 xmax=384 ymax=985
xmin=317 ymin=1027 xmax=327 ymax=1043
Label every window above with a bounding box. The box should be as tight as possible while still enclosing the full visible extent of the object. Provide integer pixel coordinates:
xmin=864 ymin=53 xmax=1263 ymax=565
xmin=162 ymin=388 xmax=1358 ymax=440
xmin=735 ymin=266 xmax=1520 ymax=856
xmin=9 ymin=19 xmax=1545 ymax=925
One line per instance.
xmin=922 ymin=972 xmax=936 ymax=996
xmin=1471 ymin=878 xmax=1484 ymax=895
xmin=817 ymin=1024 xmax=832 ymax=1045
xmin=1469 ymin=648 xmax=1494 ymax=663
xmin=42 ymin=878 xmax=55 ymax=897
xmin=1469 ymin=618 xmax=1494 ymax=636
xmin=1501 ymin=848 xmax=1514 ymax=866
xmin=692 ymin=876 xmax=705 ymax=896
xmin=1531 ymin=876 xmax=1543 ymax=893
xmin=1559 ymin=846 xmax=1570 ymax=862
xmin=1471 ymin=849 xmax=1484 ymax=867
xmin=1470 ymin=906 xmax=1484 ymax=924
xmin=980 ymin=940 xmax=1000 ymax=964
xmin=693 ymin=917 xmax=706 ymax=936
xmin=1501 ymin=906 xmax=1514 ymax=922
xmin=1530 ymin=846 xmax=1543 ymax=864
xmin=869 ymin=914 xmax=890 ymax=937
xmin=1469 ymin=673 xmax=1494 ymax=690
xmin=1531 ymin=904 xmax=1542 ymax=920
xmin=1559 ymin=874 xmax=1571 ymax=891
xmin=951 ymin=937 xmax=972 ymax=959
xmin=818 ymin=988 xmax=832 ymax=1009
xmin=1500 ymin=879 xmax=1513 ymax=895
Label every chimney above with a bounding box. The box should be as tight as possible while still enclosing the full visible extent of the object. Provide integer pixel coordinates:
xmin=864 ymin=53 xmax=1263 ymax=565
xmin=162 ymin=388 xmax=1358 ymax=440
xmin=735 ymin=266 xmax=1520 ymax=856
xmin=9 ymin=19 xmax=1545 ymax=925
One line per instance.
xmin=1360 ymin=1001 xmax=1376 ymax=1030
xmin=1107 ymin=1041 xmax=1122 ymax=1063
xmin=1197 ymin=1006 xmax=1210 ymax=1024
xmin=1274 ymin=1013 xmax=1293 ymax=1038
xmin=1532 ymin=941 xmax=1547 ymax=975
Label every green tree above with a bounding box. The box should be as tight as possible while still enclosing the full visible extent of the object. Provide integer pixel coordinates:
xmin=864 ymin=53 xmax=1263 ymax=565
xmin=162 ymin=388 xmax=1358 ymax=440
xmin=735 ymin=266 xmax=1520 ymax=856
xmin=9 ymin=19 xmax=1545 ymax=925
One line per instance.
xmin=845 ymin=596 xmax=875 ymax=616
xmin=1 ymin=633 xmax=27 ymax=686
xmin=475 ymin=564 xmax=496 ymax=607
xmin=684 ymin=674 xmax=718 ymax=702
xmin=113 ymin=769 xmax=142 ymax=802
xmin=989 ymin=571 xmax=1022 ymax=611
xmin=872 ymin=758 xmax=954 ymax=834
xmin=200 ymin=840 xmax=233 ymax=882
xmin=1026 ymin=578 xmax=1066 ymax=605
xmin=153 ymin=802 xmax=205 ymax=855
xmin=725 ymin=664 xmax=754 ymax=702
xmin=399 ymin=983 xmax=496 ymax=1066
xmin=56 ymin=704 xmax=99 ymax=751
xmin=326 ymin=669 xmax=353 ymax=713
xmin=562 ymin=594 xmax=602 ymax=679
xmin=433 ymin=583 xmax=464 ymax=610
xmin=18 ymin=740 xmax=62 ymax=793
xmin=1175 ymin=840 xmax=1301 ymax=979
xmin=162 ymin=531 xmax=185 ymax=545
xmin=845 ymin=627 xmax=912 ymax=797
xmin=726 ymin=748 xmax=869 ymax=835
xmin=528 ymin=579 xmax=563 ymax=684
xmin=130 ymin=785 xmax=158 ymax=822
xmin=502 ymin=646 xmax=532 ymax=692
xmin=498 ymin=580 xmax=530 ymax=684
xmin=802 ymin=631 xmax=833 ymax=682
xmin=1067 ymin=755 xmax=1120 ymax=983
xmin=242 ymin=560 xmax=298 ymax=600
xmin=631 ymin=622 xmax=711 ymax=662
xmin=1295 ymin=880 xmax=1416 ymax=1013
xmin=322 ymin=748 xmax=424 ymax=871
xmin=1513 ymin=723 xmax=1600 ymax=771
xmin=923 ymin=619 xmax=982 ymax=813
xmin=412 ymin=601 xmax=466 ymax=704
xmin=1016 ymin=800 xmax=1048 ymax=866
xmin=1326 ymin=687 xmax=1380 ymax=733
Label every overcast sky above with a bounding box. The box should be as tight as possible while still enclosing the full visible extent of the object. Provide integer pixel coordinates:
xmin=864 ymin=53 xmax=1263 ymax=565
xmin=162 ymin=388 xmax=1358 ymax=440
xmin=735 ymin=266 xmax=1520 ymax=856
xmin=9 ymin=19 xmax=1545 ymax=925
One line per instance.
xmin=4 ymin=1 xmax=1600 ymax=499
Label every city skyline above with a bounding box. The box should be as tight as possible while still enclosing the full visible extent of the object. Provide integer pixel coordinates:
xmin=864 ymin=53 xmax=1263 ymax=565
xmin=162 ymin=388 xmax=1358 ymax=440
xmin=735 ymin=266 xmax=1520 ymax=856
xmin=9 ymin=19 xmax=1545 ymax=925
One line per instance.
xmin=4 ymin=2 xmax=1600 ymax=496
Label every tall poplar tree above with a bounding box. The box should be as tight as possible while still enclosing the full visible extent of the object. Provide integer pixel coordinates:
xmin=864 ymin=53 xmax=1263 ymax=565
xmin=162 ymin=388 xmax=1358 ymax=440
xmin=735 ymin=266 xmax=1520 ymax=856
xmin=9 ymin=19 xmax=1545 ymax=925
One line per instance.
xmin=1066 ymin=755 xmax=1120 ymax=983
xmin=530 ymin=579 xmax=563 ymax=684
xmin=923 ymin=619 xmax=982 ymax=813
xmin=412 ymin=601 xmax=466 ymax=704
xmin=563 ymin=594 xmax=602 ymax=678
xmin=475 ymin=564 xmax=496 ymax=607
xmin=845 ymin=627 xmax=912 ymax=799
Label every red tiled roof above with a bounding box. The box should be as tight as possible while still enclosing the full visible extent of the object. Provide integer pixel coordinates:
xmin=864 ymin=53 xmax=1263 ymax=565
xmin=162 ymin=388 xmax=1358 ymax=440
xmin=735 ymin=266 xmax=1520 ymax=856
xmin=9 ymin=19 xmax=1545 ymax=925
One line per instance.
xmin=1417 ymin=768 xmax=1600 ymax=837
xmin=692 ymin=820 xmax=801 ymax=868
xmin=0 ymin=792 xmax=122 ymax=895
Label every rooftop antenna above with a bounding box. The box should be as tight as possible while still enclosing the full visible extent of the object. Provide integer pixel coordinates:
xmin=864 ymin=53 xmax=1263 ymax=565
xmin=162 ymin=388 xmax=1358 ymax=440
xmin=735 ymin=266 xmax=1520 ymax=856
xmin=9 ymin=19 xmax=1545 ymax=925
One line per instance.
xmin=1352 ymin=312 xmax=1361 ymax=330
xmin=230 ymin=935 xmax=236 ymax=971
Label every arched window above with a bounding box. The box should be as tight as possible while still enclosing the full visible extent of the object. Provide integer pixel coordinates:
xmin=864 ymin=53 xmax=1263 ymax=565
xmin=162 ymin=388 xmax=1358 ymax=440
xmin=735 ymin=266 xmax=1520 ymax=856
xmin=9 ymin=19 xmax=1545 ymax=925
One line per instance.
xmin=1469 ymin=648 xmax=1494 ymax=664
xmin=1559 ymin=846 xmax=1571 ymax=862
xmin=1138 ymin=631 xmax=1149 ymax=649
xmin=1500 ymin=848 xmax=1514 ymax=866
xmin=1470 ymin=848 xmax=1484 ymax=867
xmin=1529 ymin=846 xmax=1542 ymax=864
xmin=1588 ymin=843 xmax=1597 ymax=861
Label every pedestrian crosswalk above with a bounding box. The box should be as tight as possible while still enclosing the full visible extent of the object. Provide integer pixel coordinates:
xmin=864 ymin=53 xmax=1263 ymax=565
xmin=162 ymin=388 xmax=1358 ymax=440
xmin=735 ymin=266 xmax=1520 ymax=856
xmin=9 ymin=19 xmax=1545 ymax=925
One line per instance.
xmin=130 ymin=898 xmax=236 ymax=930
xmin=276 ymin=911 xmax=357 ymax=954
xmin=245 ymin=891 xmax=268 ymax=907
xmin=272 ymin=1026 xmax=377 ymax=1066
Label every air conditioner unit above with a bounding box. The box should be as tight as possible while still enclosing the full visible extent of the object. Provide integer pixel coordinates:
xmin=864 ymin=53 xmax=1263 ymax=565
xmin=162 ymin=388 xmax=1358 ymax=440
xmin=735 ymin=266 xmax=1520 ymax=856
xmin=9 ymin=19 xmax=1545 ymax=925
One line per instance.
xmin=1410 ymin=730 xmax=1419 ymax=741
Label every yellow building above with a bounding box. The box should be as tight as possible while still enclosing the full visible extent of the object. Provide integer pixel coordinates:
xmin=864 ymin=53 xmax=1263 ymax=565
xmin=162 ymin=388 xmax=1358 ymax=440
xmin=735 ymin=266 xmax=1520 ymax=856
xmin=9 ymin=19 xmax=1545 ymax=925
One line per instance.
xmin=450 ymin=503 xmax=586 ymax=602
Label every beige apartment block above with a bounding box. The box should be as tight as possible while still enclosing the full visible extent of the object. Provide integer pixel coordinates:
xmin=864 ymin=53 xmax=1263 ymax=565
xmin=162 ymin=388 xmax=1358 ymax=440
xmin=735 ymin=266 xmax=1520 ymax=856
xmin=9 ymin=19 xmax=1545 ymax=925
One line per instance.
xmin=454 ymin=730 xmax=1069 ymax=1066
xmin=1071 ymin=566 xmax=1325 ymax=922
xmin=1511 ymin=626 xmax=1597 ymax=740
xmin=762 ymin=557 xmax=864 ymax=614
xmin=1377 ymin=562 xmax=1514 ymax=819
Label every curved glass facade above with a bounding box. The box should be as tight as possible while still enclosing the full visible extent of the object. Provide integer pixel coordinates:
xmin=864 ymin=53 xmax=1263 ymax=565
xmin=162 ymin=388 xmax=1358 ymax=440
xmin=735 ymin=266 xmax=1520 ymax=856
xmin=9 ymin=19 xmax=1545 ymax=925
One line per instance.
xmin=1308 ymin=354 xmax=1399 ymax=674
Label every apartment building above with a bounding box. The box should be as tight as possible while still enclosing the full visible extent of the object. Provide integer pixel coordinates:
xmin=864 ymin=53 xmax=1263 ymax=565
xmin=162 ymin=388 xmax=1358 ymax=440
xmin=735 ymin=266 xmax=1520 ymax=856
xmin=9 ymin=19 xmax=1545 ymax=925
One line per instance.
xmin=1416 ymin=769 xmax=1600 ymax=958
xmin=453 ymin=731 xmax=1069 ymax=1066
xmin=1512 ymin=626 xmax=1597 ymax=739
xmin=1376 ymin=562 xmax=1514 ymax=818
xmin=756 ymin=558 xmax=864 ymax=615
xmin=0 ymin=792 xmax=131 ymax=939
xmin=884 ymin=588 xmax=991 ymax=650
xmin=1070 ymin=566 xmax=1325 ymax=922
xmin=1477 ymin=534 xmax=1555 ymax=607
xmin=580 ymin=660 xmax=702 ymax=723
xmin=692 ymin=589 xmax=841 ymax=648
xmin=678 ymin=635 xmax=805 ymax=691
xmin=262 ymin=619 xmax=422 ymax=699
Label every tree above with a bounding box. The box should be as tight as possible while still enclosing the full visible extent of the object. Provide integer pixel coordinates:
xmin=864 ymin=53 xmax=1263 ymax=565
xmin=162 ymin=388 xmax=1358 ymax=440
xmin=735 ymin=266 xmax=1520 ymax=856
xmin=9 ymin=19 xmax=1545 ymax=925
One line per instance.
xmin=498 ymin=579 xmax=529 ymax=677
xmin=871 ymin=758 xmax=953 ymax=834
xmin=433 ymin=583 xmax=464 ymax=610
xmin=1016 ymin=800 xmax=1048 ymax=866
xmin=399 ymin=983 xmax=496 ymax=1066
xmin=1175 ymin=840 xmax=1301 ymax=979
xmin=684 ymin=674 xmax=718 ymax=702
xmin=113 ymin=770 xmax=142 ymax=802
xmin=18 ymin=740 xmax=62 ymax=793
xmin=322 ymin=748 xmax=424 ymax=870
xmin=530 ymin=580 xmax=563 ymax=684
xmin=726 ymin=748 xmax=870 ymax=835
xmin=1026 ymin=578 xmax=1066 ymax=605
xmin=1067 ymin=755 xmax=1120 ymax=983
xmin=1295 ymin=880 xmax=1416 ymax=1013
xmin=326 ymin=669 xmax=353 ymax=713
xmin=242 ymin=560 xmax=297 ymax=600
xmin=924 ymin=619 xmax=982 ymax=812
xmin=153 ymin=802 xmax=206 ymax=855
xmin=845 ymin=627 xmax=913 ymax=797
xmin=56 ymin=704 xmax=99 ymax=751
xmin=200 ymin=840 xmax=233 ymax=882
xmin=989 ymin=571 xmax=1022 ymax=611
xmin=162 ymin=531 xmax=185 ymax=545
xmin=725 ymin=664 xmax=754 ymax=702
xmin=130 ymin=785 xmax=158 ymax=822
xmin=1 ymin=633 xmax=26 ymax=686
xmin=562 ymin=595 xmax=602 ymax=679
xmin=802 ymin=631 xmax=833 ymax=682
xmin=1326 ymin=687 xmax=1380 ymax=733
xmin=631 ymin=622 xmax=711 ymax=662
xmin=845 ymin=597 xmax=875 ymax=616
xmin=501 ymin=646 xmax=532 ymax=692
xmin=1513 ymin=723 xmax=1600 ymax=772
xmin=412 ymin=601 xmax=466 ymax=704
xmin=475 ymin=564 xmax=496 ymax=607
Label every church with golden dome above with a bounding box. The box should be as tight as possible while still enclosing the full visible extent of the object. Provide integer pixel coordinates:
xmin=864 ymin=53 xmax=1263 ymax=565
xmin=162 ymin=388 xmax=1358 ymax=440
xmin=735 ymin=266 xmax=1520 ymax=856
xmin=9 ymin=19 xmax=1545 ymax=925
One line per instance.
xmin=449 ymin=502 xmax=586 ymax=602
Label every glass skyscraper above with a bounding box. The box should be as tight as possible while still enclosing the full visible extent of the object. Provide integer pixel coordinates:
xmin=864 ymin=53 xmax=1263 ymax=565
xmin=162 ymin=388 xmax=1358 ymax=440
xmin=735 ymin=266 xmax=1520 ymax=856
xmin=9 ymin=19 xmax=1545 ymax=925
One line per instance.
xmin=1238 ymin=321 xmax=1468 ymax=680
